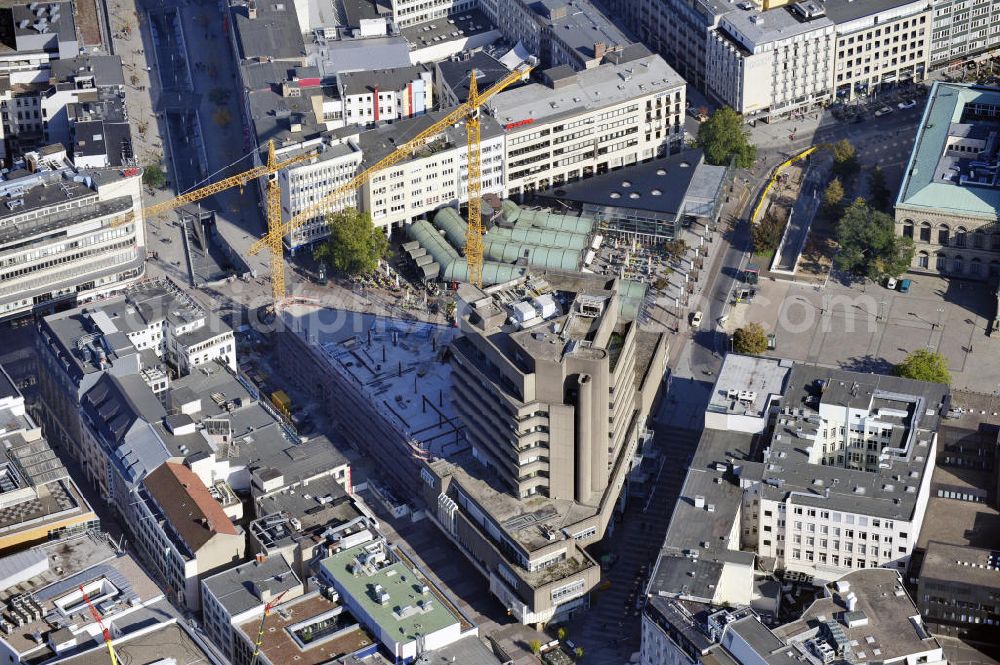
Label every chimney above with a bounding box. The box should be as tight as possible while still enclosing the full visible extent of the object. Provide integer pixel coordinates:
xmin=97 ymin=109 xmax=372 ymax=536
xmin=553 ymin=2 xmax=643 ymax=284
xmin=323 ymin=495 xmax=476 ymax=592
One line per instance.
xmin=594 ymin=42 xmax=607 ymax=60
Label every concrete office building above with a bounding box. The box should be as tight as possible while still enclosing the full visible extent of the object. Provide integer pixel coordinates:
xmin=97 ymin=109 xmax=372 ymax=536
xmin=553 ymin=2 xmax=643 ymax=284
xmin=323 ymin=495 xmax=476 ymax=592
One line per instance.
xmin=357 ymin=111 xmax=505 ymax=233
xmin=643 ymin=355 xmax=949 ymax=663
xmin=319 ymin=538 xmax=471 ymax=661
xmin=435 ymin=51 xmax=512 ymax=108
xmin=419 ymin=273 xmax=668 ymax=624
xmin=706 ymin=2 xmax=835 ymax=119
xmin=743 ymin=362 xmax=946 ymax=582
xmin=917 ymin=541 xmax=1000 ymax=641
xmin=828 ymin=0 xmax=931 ymax=101
xmin=0 ymin=0 xmax=78 ymax=75
xmin=271 ymin=133 xmax=363 ymax=252
xmin=390 ymin=0 xmax=478 ymax=28
xmin=0 ymin=364 xmax=98 ymax=553
xmin=896 ymin=81 xmax=1000 ymax=280
xmin=929 ymin=0 xmax=1000 ymax=70
xmin=487 ymin=48 xmax=686 ymax=198
xmin=0 ymin=533 xmax=175 ymax=665
xmin=0 ymin=154 xmax=145 ymax=320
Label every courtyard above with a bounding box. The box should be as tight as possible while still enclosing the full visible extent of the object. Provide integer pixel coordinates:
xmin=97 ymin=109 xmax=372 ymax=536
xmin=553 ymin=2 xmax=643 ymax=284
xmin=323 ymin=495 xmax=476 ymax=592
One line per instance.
xmin=724 ymin=272 xmax=1000 ymax=393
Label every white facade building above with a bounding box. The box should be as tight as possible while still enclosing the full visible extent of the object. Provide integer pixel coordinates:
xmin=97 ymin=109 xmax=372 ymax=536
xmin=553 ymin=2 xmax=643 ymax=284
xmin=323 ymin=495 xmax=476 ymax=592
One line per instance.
xmin=273 ymin=133 xmax=364 ymax=252
xmin=391 ymin=0 xmax=477 ymax=28
xmin=357 ymin=112 xmax=505 ymax=232
xmin=706 ymin=3 xmax=835 ymax=119
xmin=338 ymin=66 xmax=433 ymax=128
xmin=0 ymin=155 xmax=145 ymax=320
xmin=488 ymin=50 xmax=686 ymax=198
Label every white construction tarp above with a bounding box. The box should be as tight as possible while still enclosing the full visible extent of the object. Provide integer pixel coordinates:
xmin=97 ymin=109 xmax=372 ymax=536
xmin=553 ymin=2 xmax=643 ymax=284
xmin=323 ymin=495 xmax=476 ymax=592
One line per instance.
xmin=498 ymin=41 xmax=531 ymax=70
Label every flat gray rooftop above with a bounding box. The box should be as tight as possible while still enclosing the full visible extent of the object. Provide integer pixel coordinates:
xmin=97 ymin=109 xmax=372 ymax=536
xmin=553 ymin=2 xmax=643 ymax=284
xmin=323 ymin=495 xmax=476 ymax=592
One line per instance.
xmin=708 ymin=354 xmax=793 ymax=420
xmin=487 ymin=53 xmax=683 ymax=128
xmin=775 ymin=568 xmax=938 ymax=664
xmin=920 ymin=540 xmax=1000 ymax=589
xmin=762 ymin=365 xmax=948 ymax=520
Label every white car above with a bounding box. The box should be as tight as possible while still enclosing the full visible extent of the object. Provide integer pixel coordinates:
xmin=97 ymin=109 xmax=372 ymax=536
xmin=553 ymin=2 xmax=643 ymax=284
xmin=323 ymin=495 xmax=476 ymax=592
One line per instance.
xmin=874 ymin=106 xmax=893 ymax=117
xmin=885 ymin=277 xmax=898 ymax=290
xmin=691 ymin=311 xmax=704 ymax=328
xmin=898 ymin=99 xmax=917 ymax=110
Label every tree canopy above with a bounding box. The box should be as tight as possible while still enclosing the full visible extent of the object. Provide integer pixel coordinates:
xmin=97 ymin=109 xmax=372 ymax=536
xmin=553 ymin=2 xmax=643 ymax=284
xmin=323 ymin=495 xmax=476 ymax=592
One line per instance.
xmin=752 ymin=209 xmax=785 ymax=255
xmin=313 ymin=208 xmax=389 ymax=277
xmin=822 ymin=178 xmax=845 ymax=217
xmin=732 ymin=323 xmax=769 ymax=355
xmin=867 ymin=165 xmax=892 ymax=212
xmin=894 ymin=349 xmax=951 ymax=385
xmin=143 ymin=163 xmax=166 ymax=188
xmin=828 ymin=139 xmax=860 ymax=181
xmin=695 ymin=107 xmax=757 ymax=168
xmin=833 ymin=198 xmax=914 ymax=280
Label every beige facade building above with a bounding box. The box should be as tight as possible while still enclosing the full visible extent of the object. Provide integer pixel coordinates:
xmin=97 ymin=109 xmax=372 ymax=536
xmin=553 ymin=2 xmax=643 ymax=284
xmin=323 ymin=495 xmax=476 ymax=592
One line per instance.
xmin=896 ymin=81 xmax=1000 ymax=280
xmin=706 ymin=3 xmax=835 ymax=119
xmin=830 ymin=0 xmax=931 ymax=100
xmin=420 ymin=274 xmax=668 ymax=624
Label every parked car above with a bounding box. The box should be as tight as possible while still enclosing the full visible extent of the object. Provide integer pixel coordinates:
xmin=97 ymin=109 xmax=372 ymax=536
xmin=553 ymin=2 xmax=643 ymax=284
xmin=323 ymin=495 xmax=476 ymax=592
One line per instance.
xmin=875 ymin=106 xmax=893 ymax=117
xmin=898 ymin=99 xmax=917 ymax=110
xmin=885 ymin=277 xmax=898 ymax=290
xmin=691 ymin=311 xmax=704 ymax=328
xmin=897 ymin=278 xmax=912 ymax=293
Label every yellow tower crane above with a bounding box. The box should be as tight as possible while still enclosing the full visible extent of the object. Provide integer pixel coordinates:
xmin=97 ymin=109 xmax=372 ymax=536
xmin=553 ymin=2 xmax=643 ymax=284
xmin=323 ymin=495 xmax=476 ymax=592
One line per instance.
xmin=113 ymin=140 xmax=318 ymax=303
xmin=247 ymin=60 xmax=535 ymax=292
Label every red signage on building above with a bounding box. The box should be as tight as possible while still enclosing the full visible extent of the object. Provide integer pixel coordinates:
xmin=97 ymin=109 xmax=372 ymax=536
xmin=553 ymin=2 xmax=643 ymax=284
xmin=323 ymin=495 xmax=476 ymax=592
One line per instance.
xmin=505 ymin=118 xmax=534 ymax=130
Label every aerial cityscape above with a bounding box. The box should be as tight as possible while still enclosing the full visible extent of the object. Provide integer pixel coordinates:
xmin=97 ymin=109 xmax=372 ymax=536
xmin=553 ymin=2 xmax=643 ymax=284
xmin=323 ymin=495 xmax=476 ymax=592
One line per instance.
xmin=0 ymin=0 xmax=998 ymax=662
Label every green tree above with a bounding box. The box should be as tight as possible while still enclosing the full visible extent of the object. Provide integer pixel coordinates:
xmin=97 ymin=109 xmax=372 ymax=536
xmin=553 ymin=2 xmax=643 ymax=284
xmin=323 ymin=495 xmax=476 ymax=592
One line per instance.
xmin=208 ymin=87 xmax=231 ymax=105
xmin=752 ymin=210 xmax=785 ymax=255
xmin=663 ymin=239 xmax=688 ymax=262
xmin=530 ymin=640 xmax=542 ymax=655
xmin=143 ymin=163 xmax=166 ymax=189
xmin=574 ymin=646 xmax=585 ymax=660
xmin=822 ymin=178 xmax=845 ymax=217
xmin=894 ymin=349 xmax=951 ymax=384
xmin=833 ymin=198 xmax=914 ymax=280
xmin=695 ymin=107 xmax=757 ymax=167
xmin=829 ymin=139 xmax=860 ymax=181
xmin=868 ymin=165 xmax=892 ymax=212
xmin=313 ymin=208 xmax=389 ymax=277
xmin=557 ymin=627 xmax=567 ymax=642
xmin=732 ymin=323 xmax=769 ymax=355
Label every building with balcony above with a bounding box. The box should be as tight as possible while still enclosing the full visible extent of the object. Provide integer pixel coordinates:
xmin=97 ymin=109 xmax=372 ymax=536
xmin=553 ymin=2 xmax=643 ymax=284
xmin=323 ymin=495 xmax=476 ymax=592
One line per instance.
xmin=419 ymin=273 xmax=668 ymax=624
xmin=896 ymin=81 xmax=1000 ymax=280
xmin=0 ymin=363 xmax=97 ymax=553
